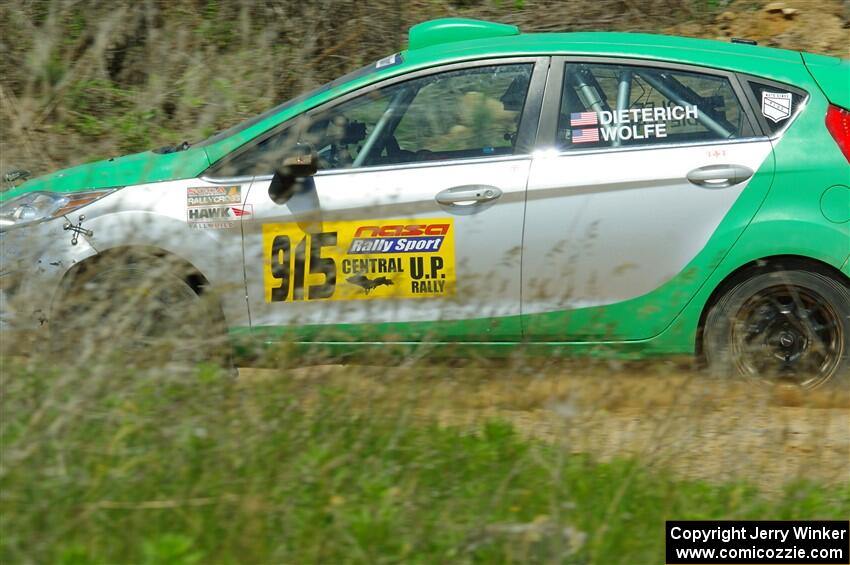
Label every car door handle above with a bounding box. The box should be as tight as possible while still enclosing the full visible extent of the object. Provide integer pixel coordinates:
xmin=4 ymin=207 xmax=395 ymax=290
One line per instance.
xmin=687 ymin=164 xmax=754 ymax=189
xmin=435 ymin=185 xmax=502 ymax=206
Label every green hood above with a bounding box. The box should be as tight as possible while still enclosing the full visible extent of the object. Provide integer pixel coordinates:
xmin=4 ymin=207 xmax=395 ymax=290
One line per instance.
xmin=1 ymin=146 xmax=210 ymax=203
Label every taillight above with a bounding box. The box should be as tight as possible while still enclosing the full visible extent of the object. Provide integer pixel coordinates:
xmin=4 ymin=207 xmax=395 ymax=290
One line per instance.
xmin=825 ymin=105 xmax=850 ymax=163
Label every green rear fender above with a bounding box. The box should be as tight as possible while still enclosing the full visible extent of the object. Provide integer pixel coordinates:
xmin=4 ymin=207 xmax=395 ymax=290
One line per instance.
xmin=652 ymin=79 xmax=850 ymax=354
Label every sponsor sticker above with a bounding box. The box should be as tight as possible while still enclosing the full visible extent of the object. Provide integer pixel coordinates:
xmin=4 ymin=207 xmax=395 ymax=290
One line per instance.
xmin=262 ymin=218 xmax=456 ymax=302
xmin=186 ymin=204 xmax=251 ymax=229
xmin=761 ymin=91 xmax=792 ymax=123
xmin=187 ymin=186 xmax=243 ymax=229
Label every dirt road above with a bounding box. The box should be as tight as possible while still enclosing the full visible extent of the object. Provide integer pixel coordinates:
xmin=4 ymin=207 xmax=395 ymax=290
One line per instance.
xmin=240 ymin=363 xmax=850 ymax=492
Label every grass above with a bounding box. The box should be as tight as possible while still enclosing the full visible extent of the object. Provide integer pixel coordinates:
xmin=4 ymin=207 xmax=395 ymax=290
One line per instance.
xmin=4 ymin=0 xmax=848 ymax=181
xmin=2 ymin=360 xmax=848 ymax=564
xmin=2 ymin=2 xmax=849 ymax=562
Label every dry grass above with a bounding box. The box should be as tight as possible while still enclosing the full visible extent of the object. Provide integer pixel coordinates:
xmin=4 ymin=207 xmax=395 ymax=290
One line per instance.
xmin=2 ymin=3 xmax=849 ymax=561
xmin=3 ymin=356 xmax=848 ymax=563
xmin=2 ymin=0 xmax=848 ymax=178
xmin=243 ymin=362 xmax=850 ymax=493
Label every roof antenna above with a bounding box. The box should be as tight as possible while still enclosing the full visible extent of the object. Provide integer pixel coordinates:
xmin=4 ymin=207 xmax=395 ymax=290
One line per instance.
xmin=731 ymin=38 xmax=758 ymax=45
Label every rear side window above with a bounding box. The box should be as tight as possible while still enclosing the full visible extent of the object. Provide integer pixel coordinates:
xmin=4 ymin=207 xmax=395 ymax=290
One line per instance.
xmin=557 ymin=63 xmax=756 ymax=150
xmin=746 ymin=80 xmax=807 ymax=135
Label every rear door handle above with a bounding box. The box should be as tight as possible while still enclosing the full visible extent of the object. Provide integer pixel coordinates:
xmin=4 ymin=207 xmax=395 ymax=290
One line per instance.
xmin=435 ymin=185 xmax=502 ymax=206
xmin=687 ymin=164 xmax=754 ymax=189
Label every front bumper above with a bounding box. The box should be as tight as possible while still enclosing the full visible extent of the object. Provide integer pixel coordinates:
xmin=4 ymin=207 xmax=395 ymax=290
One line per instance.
xmin=0 ymin=217 xmax=99 ymax=355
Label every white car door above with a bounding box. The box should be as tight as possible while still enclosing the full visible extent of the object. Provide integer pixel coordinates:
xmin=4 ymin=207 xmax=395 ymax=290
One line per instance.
xmin=522 ymin=59 xmax=775 ymax=340
xmin=225 ymin=59 xmax=547 ymax=343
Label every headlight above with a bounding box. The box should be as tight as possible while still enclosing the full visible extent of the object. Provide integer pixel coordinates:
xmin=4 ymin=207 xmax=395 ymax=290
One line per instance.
xmin=0 ymin=189 xmax=117 ymax=232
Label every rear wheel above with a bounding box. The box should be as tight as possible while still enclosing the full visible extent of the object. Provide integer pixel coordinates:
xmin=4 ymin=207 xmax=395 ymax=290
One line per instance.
xmin=51 ymin=252 xmax=232 ymax=374
xmin=703 ymin=269 xmax=850 ymax=389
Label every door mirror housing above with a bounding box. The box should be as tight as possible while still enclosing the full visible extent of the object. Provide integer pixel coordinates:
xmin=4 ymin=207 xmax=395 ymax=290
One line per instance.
xmin=269 ymin=145 xmax=318 ymax=205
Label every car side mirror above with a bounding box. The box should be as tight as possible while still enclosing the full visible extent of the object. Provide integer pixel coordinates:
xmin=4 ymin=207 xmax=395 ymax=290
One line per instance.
xmin=269 ymin=145 xmax=318 ymax=205
xmin=281 ymin=149 xmax=318 ymax=178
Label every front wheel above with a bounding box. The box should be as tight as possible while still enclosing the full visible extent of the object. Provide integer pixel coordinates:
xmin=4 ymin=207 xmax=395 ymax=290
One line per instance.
xmin=50 ymin=252 xmax=232 ymax=374
xmin=703 ymin=269 xmax=850 ymax=389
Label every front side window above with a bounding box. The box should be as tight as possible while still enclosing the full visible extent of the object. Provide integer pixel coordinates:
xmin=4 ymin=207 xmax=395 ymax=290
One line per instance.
xmin=214 ymin=124 xmax=298 ymax=177
xmin=389 ymin=65 xmax=531 ymax=160
xmin=302 ymin=63 xmax=533 ymax=169
xmin=557 ymin=62 xmax=755 ymax=150
xmin=215 ymin=63 xmax=534 ymax=177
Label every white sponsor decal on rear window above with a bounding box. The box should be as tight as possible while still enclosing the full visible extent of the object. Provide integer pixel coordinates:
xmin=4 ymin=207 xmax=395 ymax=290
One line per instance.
xmin=568 ymin=105 xmax=699 ymax=143
xmin=761 ymin=91 xmax=792 ymax=123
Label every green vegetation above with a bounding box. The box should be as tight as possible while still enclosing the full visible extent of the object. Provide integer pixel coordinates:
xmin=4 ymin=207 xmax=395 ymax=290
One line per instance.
xmin=4 ymin=0 xmax=847 ymax=177
xmin=2 ymin=2 xmax=848 ymax=563
xmin=2 ymin=362 xmax=847 ymax=564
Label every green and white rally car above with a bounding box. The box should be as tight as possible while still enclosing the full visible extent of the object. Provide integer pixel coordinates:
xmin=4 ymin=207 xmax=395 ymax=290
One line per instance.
xmin=2 ymin=19 xmax=849 ymax=385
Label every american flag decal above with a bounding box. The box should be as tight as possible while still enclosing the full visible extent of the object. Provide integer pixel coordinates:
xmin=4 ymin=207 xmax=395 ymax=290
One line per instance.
xmin=572 ymin=128 xmax=599 ymax=144
xmin=570 ymin=112 xmax=598 ymax=126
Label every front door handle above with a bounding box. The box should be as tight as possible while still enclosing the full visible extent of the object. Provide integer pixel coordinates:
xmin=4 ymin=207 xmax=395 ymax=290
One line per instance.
xmin=687 ymin=164 xmax=754 ymax=189
xmin=435 ymin=185 xmax=502 ymax=206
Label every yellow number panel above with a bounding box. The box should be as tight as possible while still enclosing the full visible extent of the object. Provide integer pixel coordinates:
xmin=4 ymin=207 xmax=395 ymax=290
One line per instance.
xmin=262 ymin=218 xmax=456 ymax=303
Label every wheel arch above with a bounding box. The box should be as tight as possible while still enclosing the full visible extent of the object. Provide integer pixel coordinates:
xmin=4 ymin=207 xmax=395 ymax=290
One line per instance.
xmin=47 ymin=244 xmax=237 ymax=370
xmin=58 ymin=245 xmax=212 ymax=295
xmin=50 ymin=245 xmax=226 ymax=329
xmin=694 ymin=254 xmax=850 ymax=359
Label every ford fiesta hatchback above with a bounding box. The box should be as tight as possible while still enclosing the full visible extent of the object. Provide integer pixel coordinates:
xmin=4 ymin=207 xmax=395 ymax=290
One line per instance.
xmin=2 ymin=19 xmax=848 ymax=386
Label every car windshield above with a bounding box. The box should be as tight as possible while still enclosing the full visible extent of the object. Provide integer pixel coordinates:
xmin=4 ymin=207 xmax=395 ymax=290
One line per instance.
xmin=193 ymin=53 xmax=404 ymax=149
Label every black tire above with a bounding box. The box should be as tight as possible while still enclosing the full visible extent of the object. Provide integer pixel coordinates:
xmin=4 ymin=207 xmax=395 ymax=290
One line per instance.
xmin=703 ymin=268 xmax=850 ymax=389
xmin=50 ymin=252 xmax=233 ymax=375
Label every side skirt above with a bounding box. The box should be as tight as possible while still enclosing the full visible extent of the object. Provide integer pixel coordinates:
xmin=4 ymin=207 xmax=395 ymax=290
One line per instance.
xmin=231 ymin=336 xmax=686 ymax=368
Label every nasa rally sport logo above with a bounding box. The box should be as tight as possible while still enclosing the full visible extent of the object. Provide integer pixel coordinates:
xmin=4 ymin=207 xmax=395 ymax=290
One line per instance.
xmin=761 ymin=91 xmax=792 ymax=123
xmin=347 ymin=223 xmax=450 ymax=254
